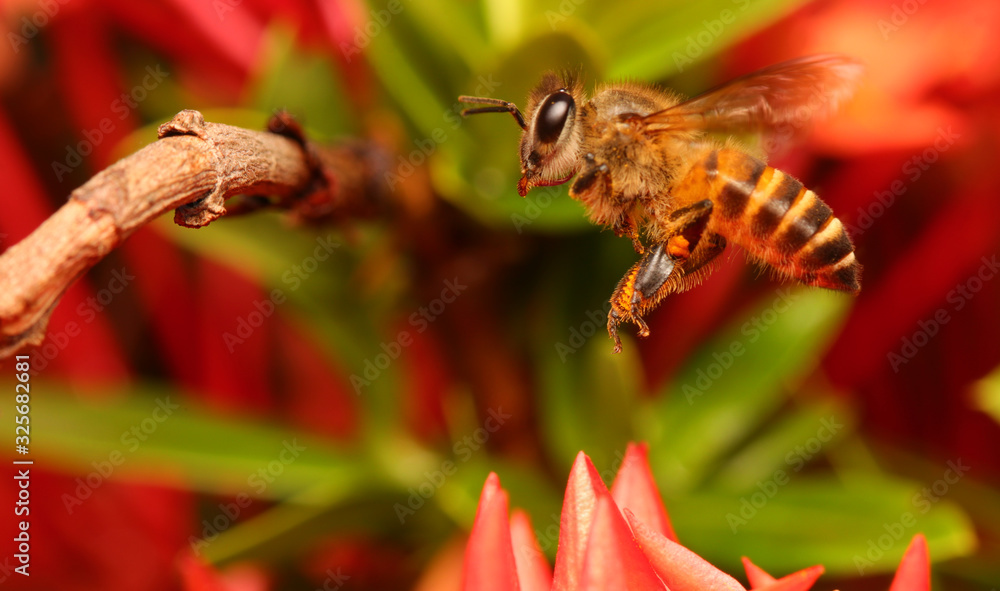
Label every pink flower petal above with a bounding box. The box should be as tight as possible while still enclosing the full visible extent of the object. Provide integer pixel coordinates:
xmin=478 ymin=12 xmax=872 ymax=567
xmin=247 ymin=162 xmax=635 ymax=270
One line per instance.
xmin=510 ymin=510 xmax=553 ymax=591
xmin=552 ymin=452 xmax=609 ymax=591
xmin=749 ymin=565 xmax=824 ymax=591
xmin=462 ymin=473 xmax=520 ymax=591
xmin=626 ymin=509 xmax=745 ymax=591
xmin=611 ymin=442 xmax=678 ymax=541
xmin=741 ymin=557 xmax=777 ymax=588
xmin=579 ymin=496 xmax=667 ymax=591
xmin=889 ymin=534 xmax=930 ymax=591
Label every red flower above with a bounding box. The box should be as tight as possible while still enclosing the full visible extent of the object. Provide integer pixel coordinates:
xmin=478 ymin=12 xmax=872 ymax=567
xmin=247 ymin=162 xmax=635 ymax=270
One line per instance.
xmin=888 ymin=534 xmax=930 ymax=591
xmin=462 ymin=443 xmax=933 ymax=590
xmin=741 ymin=557 xmax=824 ymax=591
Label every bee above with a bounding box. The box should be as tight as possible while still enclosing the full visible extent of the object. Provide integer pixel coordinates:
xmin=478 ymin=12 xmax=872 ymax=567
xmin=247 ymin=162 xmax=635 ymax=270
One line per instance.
xmin=459 ymin=55 xmax=863 ymax=352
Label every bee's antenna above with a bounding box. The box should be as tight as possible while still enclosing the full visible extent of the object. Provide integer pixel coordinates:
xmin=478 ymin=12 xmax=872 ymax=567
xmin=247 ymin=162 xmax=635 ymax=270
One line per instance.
xmin=458 ymin=96 xmax=527 ymax=130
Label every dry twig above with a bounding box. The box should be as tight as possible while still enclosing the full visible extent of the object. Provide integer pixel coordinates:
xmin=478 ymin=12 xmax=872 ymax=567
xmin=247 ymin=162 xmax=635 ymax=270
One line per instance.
xmin=0 ymin=110 xmax=389 ymax=358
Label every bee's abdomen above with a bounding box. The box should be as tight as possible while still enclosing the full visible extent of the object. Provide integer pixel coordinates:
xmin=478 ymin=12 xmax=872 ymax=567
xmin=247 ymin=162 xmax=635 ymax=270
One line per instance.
xmin=682 ymin=148 xmax=860 ymax=293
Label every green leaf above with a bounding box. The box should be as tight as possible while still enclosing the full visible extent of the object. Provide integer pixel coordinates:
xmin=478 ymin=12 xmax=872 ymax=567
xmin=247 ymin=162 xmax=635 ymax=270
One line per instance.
xmin=198 ymin=484 xmax=412 ymax=564
xmin=671 ymin=476 xmax=976 ymax=576
xmin=536 ymin=289 xmax=607 ymax=467
xmin=534 ymin=237 xmax=646 ymax=468
xmin=406 ymin=0 xmax=490 ymax=69
xmin=642 ymin=288 xmax=852 ymax=491
xmin=31 ymin=384 xmax=376 ymax=499
xmin=600 ymin=0 xmax=810 ymax=80
xmin=712 ymin=396 xmax=855 ymax=492
xmin=248 ymin=25 xmax=355 ymax=136
xmin=367 ymin=21 xmax=450 ymax=137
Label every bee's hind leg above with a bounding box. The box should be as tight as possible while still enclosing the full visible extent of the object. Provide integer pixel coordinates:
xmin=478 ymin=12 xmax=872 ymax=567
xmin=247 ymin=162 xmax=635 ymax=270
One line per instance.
xmin=607 ymin=243 xmax=675 ymax=353
xmin=607 ymin=199 xmax=725 ymax=352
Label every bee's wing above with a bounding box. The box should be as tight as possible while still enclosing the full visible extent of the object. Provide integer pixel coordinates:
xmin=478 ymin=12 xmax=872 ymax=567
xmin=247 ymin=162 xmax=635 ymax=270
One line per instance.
xmin=642 ymin=55 xmax=863 ymax=135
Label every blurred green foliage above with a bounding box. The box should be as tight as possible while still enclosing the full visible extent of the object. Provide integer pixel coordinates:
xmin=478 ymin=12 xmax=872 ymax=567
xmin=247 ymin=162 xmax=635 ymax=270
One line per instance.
xmin=42 ymin=0 xmax=989 ymax=585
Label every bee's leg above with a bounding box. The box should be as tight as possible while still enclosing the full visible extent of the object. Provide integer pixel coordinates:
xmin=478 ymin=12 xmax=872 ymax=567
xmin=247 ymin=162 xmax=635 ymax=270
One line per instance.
xmin=614 ymin=215 xmax=644 ymax=254
xmin=607 ymin=244 xmax=672 ymax=352
xmin=570 ymin=152 xmax=610 ymax=195
xmin=571 ymin=153 xmax=644 ymax=253
xmin=607 ymin=199 xmax=723 ymax=352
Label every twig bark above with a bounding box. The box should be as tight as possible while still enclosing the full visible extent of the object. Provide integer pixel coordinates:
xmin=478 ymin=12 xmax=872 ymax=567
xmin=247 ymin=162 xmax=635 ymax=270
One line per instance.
xmin=0 ymin=110 xmax=388 ymax=358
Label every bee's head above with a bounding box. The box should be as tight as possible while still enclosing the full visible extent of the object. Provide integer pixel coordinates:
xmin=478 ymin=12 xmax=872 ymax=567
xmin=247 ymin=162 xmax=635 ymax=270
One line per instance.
xmin=459 ymin=72 xmax=584 ymax=196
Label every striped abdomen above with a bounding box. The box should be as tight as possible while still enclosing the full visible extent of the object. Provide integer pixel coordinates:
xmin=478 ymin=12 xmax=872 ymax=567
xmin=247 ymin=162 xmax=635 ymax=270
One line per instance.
xmin=676 ymin=148 xmax=860 ymax=293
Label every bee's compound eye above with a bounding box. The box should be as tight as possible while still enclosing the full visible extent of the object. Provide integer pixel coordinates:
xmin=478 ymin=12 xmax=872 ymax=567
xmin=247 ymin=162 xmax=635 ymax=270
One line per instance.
xmin=535 ymin=91 xmax=574 ymax=143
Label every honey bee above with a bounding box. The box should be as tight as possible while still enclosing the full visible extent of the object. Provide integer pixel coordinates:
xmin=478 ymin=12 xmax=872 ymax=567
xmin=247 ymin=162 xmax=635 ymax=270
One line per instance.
xmin=459 ymin=55 xmax=863 ymax=352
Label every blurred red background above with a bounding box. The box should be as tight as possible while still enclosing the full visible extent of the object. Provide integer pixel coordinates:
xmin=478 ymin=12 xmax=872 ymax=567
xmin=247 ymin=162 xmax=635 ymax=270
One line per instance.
xmin=1 ymin=0 xmax=999 ymax=589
